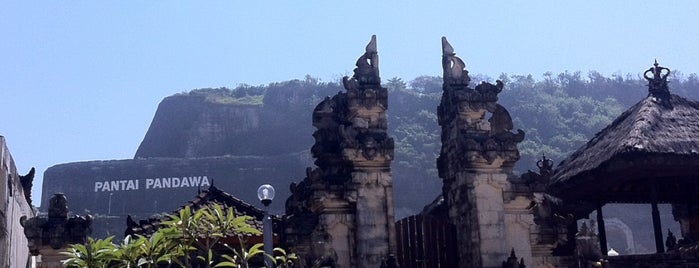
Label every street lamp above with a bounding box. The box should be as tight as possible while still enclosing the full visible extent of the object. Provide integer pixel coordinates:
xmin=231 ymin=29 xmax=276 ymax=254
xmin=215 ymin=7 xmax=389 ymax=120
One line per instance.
xmin=258 ymin=184 xmax=275 ymax=206
xmin=257 ymin=184 xmax=275 ymax=268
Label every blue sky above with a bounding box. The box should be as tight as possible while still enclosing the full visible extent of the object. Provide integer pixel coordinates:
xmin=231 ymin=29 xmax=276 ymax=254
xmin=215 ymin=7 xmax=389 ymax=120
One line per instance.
xmin=2 ymin=1 xmax=698 ymax=206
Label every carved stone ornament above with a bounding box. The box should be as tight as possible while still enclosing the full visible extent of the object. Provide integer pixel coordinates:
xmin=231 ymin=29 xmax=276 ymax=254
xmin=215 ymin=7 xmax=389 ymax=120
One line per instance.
xmin=352 ymin=35 xmax=380 ymax=85
xmin=520 ymin=154 xmax=554 ymax=192
xmin=20 ymin=193 xmax=93 ymax=255
xmin=644 ymin=59 xmax=671 ymax=98
xmin=437 ymin=37 xmax=524 ymax=171
xmin=442 ymin=37 xmax=471 ymax=86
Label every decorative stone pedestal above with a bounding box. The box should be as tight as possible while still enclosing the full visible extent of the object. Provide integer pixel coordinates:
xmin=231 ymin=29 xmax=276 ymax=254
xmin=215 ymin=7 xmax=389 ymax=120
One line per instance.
xmin=36 ymin=248 xmax=68 ymax=268
xmin=20 ymin=193 xmax=92 ymax=268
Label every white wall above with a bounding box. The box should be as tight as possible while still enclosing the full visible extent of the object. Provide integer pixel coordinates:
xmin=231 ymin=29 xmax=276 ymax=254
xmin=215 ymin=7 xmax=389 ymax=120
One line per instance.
xmin=0 ymin=136 xmax=36 ymax=268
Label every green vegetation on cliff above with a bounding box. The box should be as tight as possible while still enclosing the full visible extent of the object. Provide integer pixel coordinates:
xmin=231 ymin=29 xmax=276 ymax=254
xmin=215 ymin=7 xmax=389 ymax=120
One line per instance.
xmin=136 ymin=71 xmax=698 ymax=217
xmin=185 ymin=86 xmax=266 ymax=105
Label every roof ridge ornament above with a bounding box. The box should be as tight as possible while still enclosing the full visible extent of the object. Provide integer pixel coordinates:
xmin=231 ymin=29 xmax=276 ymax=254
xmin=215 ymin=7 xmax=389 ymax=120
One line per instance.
xmin=644 ymin=60 xmax=671 ymax=98
xmin=536 ymin=153 xmax=554 ymax=177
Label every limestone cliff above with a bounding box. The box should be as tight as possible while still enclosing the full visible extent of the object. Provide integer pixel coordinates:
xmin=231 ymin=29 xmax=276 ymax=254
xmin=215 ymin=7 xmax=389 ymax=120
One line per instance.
xmin=135 ymin=89 xmax=314 ymax=158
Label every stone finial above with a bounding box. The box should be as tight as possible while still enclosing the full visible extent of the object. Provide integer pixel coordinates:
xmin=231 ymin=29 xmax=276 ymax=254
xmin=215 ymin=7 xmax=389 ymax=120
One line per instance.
xmin=441 ymin=37 xmax=470 ymax=86
xmin=644 ymin=60 xmax=671 ymax=98
xmin=437 ymin=36 xmax=523 ymax=170
xmin=441 ymin=36 xmax=454 ymax=55
xmin=365 ymin=34 xmax=377 ymax=53
xmin=347 ymin=35 xmax=380 ymax=86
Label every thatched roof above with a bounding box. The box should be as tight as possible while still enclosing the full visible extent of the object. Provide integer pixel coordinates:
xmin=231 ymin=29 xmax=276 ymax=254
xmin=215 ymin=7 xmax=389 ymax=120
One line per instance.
xmin=548 ymin=93 xmax=699 ymax=203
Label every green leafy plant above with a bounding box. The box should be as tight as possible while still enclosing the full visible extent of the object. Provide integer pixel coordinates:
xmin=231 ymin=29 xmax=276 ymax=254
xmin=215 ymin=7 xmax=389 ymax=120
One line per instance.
xmin=134 ymin=231 xmax=180 ymax=268
xmin=216 ymin=242 xmax=265 ymax=268
xmin=160 ymin=204 xmax=262 ymax=268
xmin=65 ymin=203 xmax=294 ymax=268
xmin=63 ymin=236 xmax=118 ymax=268
xmin=112 ymin=235 xmax=145 ymax=268
xmin=272 ymin=247 xmax=298 ymax=268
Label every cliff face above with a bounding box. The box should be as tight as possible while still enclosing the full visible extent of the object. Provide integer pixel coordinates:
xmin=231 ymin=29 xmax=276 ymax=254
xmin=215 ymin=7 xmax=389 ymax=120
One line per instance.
xmin=135 ymin=87 xmax=321 ymax=158
xmin=137 ymin=95 xmax=270 ymax=158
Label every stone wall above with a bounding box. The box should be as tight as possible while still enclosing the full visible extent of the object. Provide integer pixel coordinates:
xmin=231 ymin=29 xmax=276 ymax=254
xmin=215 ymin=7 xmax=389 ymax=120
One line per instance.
xmin=0 ymin=136 xmax=36 ymax=268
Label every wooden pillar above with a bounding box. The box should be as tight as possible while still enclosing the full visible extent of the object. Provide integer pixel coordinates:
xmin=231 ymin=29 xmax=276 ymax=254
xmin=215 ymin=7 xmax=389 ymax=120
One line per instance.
xmin=650 ymin=181 xmax=664 ymax=253
xmin=596 ymin=203 xmax=608 ymax=255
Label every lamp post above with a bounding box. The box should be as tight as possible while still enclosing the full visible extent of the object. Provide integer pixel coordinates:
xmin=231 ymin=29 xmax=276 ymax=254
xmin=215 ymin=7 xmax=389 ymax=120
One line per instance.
xmin=108 ymin=193 xmax=113 ymax=215
xmin=257 ymin=184 xmax=275 ymax=268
